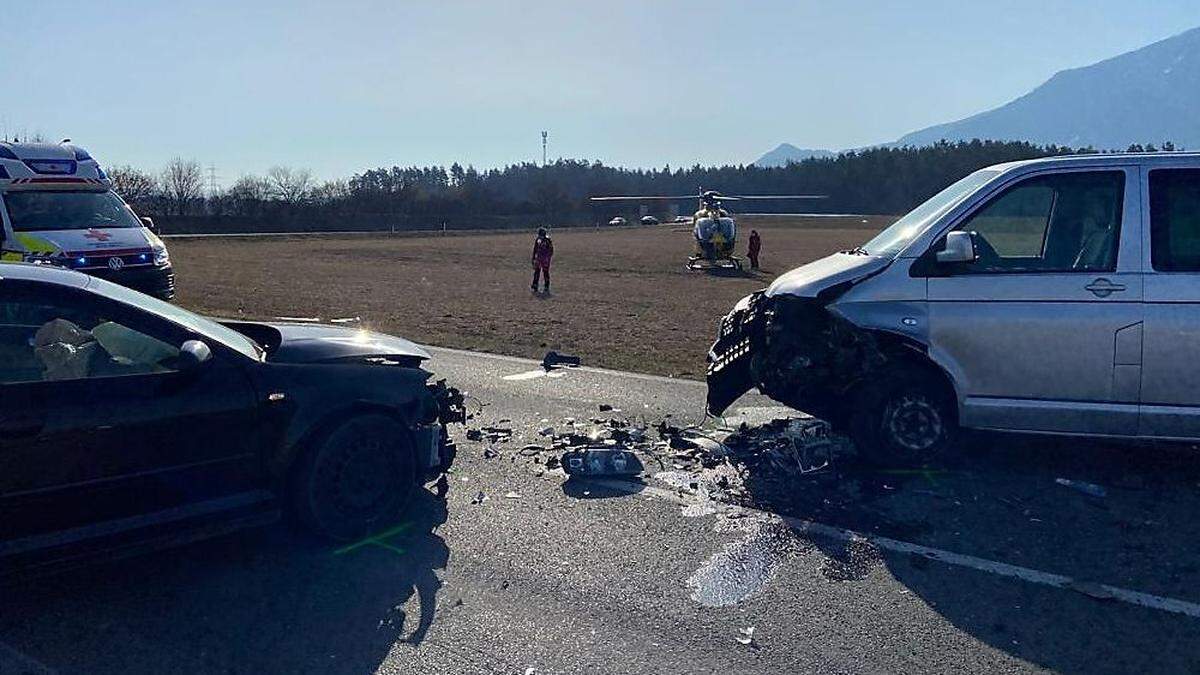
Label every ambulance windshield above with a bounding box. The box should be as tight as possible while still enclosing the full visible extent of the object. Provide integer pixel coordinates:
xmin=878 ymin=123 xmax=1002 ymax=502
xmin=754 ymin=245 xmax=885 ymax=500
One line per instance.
xmin=4 ymin=190 xmax=142 ymax=232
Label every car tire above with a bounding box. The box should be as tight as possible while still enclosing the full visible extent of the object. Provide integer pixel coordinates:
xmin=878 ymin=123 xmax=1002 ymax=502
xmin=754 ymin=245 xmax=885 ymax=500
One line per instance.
xmin=848 ymin=367 xmax=957 ymax=466
xmin=291 ymin=414 xmax=416 ymax=541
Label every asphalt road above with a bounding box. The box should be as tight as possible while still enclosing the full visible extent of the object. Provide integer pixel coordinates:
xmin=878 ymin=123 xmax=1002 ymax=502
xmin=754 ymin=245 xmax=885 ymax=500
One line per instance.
xmin=4 ymin=347 xmax=1200 ymax=674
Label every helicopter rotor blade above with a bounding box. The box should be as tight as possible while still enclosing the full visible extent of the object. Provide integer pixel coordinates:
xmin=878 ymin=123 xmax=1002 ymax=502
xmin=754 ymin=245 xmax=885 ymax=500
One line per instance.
xmin=589 ymin=195 xmax=701 ymax=201
xmin=724 ymin=194 xmax=828 ymax=200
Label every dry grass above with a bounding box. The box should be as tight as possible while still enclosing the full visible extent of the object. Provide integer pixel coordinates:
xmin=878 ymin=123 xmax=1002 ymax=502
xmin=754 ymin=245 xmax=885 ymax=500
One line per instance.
xmin=170 ymin=215 xmax=894 ymax=378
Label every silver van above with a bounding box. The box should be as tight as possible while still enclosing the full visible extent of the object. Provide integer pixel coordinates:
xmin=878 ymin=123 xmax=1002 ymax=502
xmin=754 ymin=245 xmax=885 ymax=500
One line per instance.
xmin=708 ymin=152 xmax=1200 ymax=463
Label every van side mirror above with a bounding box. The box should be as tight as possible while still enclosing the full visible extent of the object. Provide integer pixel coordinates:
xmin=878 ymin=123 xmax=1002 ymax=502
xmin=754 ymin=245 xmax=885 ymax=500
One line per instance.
xmin=179 ymin=339 xmax=212 ymax=371
xmin=936 ymin=231 xmax=976 ymax=263
xmin=140 ymin=216 xmax=159 ymax=234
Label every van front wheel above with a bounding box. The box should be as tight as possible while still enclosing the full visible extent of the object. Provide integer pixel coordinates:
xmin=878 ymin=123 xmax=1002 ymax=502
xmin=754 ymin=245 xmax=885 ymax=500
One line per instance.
xmin=849 ymin=368 xmax=956 ymax=466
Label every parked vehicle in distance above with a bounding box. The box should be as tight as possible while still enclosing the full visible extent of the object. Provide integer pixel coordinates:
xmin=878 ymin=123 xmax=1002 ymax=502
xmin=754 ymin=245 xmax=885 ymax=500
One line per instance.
xmin=608 ymin=216 xmax=627 ymax=226
xmin=673 ymin=215 xmax=693 ymax=223
xmin=0 ymin=141 xmax=174 ymax=300
xmin=640 ymin=215 xmax=659 ymax=225
xmin=0 ymin=262 xmax=465 ymax=579
xmin=708 ymin=152 xmax=1200 ymax=463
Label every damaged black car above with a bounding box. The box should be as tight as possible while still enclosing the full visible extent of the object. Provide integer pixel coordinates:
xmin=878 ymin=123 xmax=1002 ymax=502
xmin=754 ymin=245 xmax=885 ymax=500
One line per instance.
xmin=0 ymin=262 xmax=465 ymax=579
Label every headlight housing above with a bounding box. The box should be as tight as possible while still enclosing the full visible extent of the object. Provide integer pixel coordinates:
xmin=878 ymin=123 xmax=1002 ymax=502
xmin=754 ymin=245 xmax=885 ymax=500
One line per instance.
xmin=153 ymin=247 xmax=170 ymax=266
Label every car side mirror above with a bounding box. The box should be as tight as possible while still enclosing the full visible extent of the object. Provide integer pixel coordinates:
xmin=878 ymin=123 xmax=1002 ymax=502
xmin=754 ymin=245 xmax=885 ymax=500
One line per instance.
xmin=140 ymin=216 xmax=159 ymax=234
xmin=179 ymin=339 xmax=212 ymax=371
xmin=936 ymin=231 xmax=976 ymax=263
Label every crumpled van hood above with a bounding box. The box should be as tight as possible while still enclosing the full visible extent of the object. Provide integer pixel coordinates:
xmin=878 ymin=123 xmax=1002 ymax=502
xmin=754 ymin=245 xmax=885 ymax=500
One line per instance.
xmin=765 ymin=252 xmax=891 ymax=298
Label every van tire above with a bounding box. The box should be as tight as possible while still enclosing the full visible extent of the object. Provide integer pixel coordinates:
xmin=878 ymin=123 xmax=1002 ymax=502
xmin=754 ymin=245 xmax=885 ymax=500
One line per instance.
xmin=291 ymin=414 xmax=416 ymax=542
xmin=848 ymin=367 xmax=957 ymax=466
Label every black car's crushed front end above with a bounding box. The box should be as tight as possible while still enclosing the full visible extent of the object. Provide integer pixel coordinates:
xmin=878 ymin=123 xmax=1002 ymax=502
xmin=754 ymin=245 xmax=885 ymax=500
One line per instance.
xmin=413 ymin=378 xmax=468 ymax=480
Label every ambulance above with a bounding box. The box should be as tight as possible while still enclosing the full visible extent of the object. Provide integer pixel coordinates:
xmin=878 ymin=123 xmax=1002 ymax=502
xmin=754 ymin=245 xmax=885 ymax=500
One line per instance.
xmin=0 ymin=141 xmax=174 ymax=300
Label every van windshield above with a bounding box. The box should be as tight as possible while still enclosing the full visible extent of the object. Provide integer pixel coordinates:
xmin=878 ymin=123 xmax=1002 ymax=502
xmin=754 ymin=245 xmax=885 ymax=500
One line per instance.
xmin=3 ymin=190 xmax=142 ymax=232
xmin=860 ymin=169 xmax=999 ymax=256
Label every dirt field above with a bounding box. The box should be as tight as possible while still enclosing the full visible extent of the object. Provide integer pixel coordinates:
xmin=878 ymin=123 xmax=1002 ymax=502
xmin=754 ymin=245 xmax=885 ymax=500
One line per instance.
xmin=170 ymin=215 xmax=894 ymax=378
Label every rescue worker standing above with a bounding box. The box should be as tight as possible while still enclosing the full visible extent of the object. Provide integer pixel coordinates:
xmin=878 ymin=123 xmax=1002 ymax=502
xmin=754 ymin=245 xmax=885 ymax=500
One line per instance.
xmin=747 ymin=229 xmax=762 ymax=270
xmin=531 ymin=227 xmax=554 ymax=293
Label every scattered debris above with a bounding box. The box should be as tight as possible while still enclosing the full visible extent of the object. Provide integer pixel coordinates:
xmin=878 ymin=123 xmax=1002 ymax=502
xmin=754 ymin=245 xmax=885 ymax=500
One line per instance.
xmin=470 ymin=491 xmax=488 ymax=505
xmin=598 ymin=403 xmax=614 ymax=412
xmin=505 ymin=491 xmax=522 ymax=499
xmin=1055 ymin=478 xmax=1107 ymax=498
xmin=482 ymin=447 xmax=500 ymax=459
xmin=542 ymin=350 xmax=582 ymax=370
xmin=735 ymin=626 xmax=756 ymax=645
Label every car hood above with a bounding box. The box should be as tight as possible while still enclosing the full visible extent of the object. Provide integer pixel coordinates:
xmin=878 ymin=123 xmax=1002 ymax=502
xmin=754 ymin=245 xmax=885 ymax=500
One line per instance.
xmin=265 ymin=323 xmax=432 ymax=364
xmin=765 ymin=252 xmax=891 ymax=298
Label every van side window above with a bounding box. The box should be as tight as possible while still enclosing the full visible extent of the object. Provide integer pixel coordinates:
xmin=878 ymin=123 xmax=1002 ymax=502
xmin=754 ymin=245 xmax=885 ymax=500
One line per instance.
xmin=947 ymin=171 xmax=1125 ymax=274
xmin=1150 ymin=169 xmax=1200 ymax=272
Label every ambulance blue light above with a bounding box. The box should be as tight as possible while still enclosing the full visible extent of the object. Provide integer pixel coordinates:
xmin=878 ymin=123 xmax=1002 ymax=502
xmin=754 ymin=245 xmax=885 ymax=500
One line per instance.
xmin=77 ymin=257 xmax=87 ymax=266
xmin=140 ymin=253 xmax=149 ymax=262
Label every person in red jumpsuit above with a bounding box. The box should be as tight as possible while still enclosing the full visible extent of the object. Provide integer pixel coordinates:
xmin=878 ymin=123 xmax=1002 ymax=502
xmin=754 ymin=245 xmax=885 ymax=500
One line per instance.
xmin=747 ymin=229 xmax=762 ymax=270
xmin=531 ymin=227 xmax=554 ymax=293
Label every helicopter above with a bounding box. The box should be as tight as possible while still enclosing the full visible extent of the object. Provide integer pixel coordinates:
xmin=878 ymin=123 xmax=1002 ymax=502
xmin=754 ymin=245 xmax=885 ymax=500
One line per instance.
xmin=589 ymin=189 xmax=825 ymax=271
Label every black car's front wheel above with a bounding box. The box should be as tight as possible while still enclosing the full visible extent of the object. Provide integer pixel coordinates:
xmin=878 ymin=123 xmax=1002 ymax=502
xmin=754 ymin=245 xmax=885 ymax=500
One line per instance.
xmin=292 ymin=414 xmax=416 ymax=541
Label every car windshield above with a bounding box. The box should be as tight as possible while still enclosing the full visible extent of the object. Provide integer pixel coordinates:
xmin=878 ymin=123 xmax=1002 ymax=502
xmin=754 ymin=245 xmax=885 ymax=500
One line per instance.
xmin=85 ymin=276 xmax=263 ymax=360
xmin=4 ymin=190 xmax=142 ymax=232
xmin=860 ymin=169 xmax=999 ymax=256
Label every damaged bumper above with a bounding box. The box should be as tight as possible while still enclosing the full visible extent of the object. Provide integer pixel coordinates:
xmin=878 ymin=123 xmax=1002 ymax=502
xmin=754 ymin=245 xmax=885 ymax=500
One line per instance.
xmin=706 ymin=292 xmax=769 ymax=415
xmin=706 ymin=292 xmax=887 ymax=418
xmin=416 ymin=379 xmax=468 ymax=479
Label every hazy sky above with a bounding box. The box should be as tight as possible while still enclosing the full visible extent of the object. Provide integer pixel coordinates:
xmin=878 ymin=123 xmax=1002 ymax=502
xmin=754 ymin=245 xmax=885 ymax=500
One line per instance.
xmin=4 ymin=1 xmax=1199 ymax=182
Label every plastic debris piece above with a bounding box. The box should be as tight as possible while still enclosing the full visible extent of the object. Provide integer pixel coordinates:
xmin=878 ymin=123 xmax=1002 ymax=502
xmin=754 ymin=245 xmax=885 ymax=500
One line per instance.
xmin=736 ymin=626 xmax=755 ymax=645
xmin=542 ymin=351 xmax=582 ymax=370
xmin=561 ymin=448 xmax=645 ymax=477
xmin=470 ymin=491 xmax=488 ymax=504
xmin=505 ymin=491 xmax=522 ymax=499
xmin=1055 ymin=478 xmax=1107 ymax=498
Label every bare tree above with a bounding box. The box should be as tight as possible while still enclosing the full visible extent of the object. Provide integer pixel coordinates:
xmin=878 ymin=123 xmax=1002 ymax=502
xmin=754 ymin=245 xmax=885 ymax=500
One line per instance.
xmin=226 ymin=174 xmax=272 ymax=217
xmin=161 ymin=157 xmax=204 ymax=216
xmin=265 ymin=166 xmax=313 ymax=204
xmin=107 ymin=165 xmax=159 ymax=207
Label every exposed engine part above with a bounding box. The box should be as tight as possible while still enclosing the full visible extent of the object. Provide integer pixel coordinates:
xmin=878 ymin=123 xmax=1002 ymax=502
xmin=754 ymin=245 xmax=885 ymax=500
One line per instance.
xmin=427 ymin=379 xmax=469 ymax=424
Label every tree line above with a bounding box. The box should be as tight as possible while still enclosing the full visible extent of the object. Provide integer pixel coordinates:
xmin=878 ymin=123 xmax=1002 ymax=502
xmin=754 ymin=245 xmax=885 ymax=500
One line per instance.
xmin=107 ymin=139 xmax=1180 ymax=232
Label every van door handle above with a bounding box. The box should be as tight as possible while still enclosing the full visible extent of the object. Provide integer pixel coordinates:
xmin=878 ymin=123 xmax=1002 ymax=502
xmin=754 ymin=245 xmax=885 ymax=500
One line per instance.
xmin=1085 ymin=278 xmax=1126 ymax=298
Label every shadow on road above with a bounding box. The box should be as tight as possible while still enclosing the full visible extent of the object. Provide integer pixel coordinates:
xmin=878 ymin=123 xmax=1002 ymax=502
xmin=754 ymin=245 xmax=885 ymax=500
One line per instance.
xmin=736 ymin=432 xmax=1200 ymax=674
xmin=0 ymin=491 xmax=450 ymax=674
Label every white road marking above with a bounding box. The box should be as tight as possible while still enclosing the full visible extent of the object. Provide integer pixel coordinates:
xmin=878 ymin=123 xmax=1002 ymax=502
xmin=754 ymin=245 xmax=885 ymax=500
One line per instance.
xmin=0 ymin=640 xmax=56 ymax=674
xmin=587 ymin=478 xmax=1200 ymax=620
xmin=428 ymin=346 xmax=707 ymax=388
xmin=502 ymin=369 xmax=566 ymax=381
